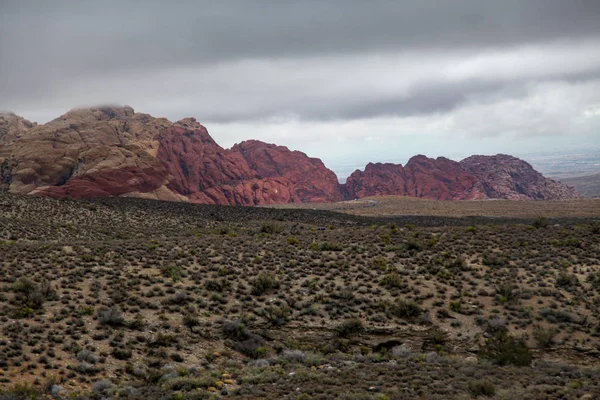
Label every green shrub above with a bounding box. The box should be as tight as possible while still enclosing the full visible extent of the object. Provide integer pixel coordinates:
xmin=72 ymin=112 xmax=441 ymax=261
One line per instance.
xmin=586 ymin=272 xmax=600 ymax=291
xmin=406 ymin=239 xmax=423 ymax=251
xmin=468 ymin=380 xmax=496 ymax=397
xmin=12 ymin=278 xmax=56 ymax=311
xmin=479 ymin=331 xmax=532 ymax=366
xmin=336 ymin=318 xmax=364 ymax=338
xmin=381 ymin=273 xmax=404 ymax=288
xmin=320 ymin=242 xmax=343 ymax=251
xmin=372 ymin=256 xmax=388 ymax=269
xmin=112 ymin=348 xmax=132 ymax=360
xmin=390 ymin=300 xmax=422 ymax=320
xmin=482 ymin=252 xmax=509 ymax=268
xmin=532 ymin=216 xmax=549 ymax=229
xmin=251 ymin=272 xmax=279 ymax=296
xmin=496 ymin=283 xmax=520 ymax=304
xmin=97 ymin=307 xmax=125 ymax=326
xmin=261 ymin=222 xmax=283 ymax=234
xmin=556 ymin=272 xmax=578 ymax=288
xmin=161 ymin=265 xmax=182 ymax=282
xmin=533 ymin=324 xmax=558 ymax=349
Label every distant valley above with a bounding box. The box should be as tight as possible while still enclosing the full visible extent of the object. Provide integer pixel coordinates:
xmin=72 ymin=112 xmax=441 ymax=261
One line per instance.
xmin=561 ymin=173 xmax=600 ymax=198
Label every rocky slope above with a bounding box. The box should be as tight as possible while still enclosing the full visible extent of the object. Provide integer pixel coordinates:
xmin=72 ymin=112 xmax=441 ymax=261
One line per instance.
xmin=0 ymin=106 xmax=581 ymax=204
xmin=460 ymin=154 xmax=582 ymax=200
xmin=0 ymin=107 xmax=342 ymax=205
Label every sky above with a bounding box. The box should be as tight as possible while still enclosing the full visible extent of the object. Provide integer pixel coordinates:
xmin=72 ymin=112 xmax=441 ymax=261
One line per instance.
xmin=1 ymin=0 xmax=599 ymax=179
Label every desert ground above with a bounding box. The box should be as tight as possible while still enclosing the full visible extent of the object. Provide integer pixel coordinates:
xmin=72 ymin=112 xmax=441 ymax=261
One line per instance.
xmin=263 ymin=196 xmax=600 ymax=218
xmin=0 ymin=193 xmax=599 ymax=399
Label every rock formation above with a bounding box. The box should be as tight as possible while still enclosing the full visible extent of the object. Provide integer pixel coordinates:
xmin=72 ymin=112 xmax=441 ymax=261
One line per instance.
xmin=460 ymin=154 xmax=581 ymax=200
xmin=0 ymin=106 xmax=343 ymax=205
xmin=0 ymin=106 xmax=582 ymax=204
xmin=344 ymin=156 xmax=487 ymax=200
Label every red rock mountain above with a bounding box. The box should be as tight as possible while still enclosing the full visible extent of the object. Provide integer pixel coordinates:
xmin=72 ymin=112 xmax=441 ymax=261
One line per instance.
xmin=459 ymin=154 xmax=581 ymax=200
xmin=344 ymin=156 xmax=487 ymax=200
xmin=0 ymin=107 xmax=341 ymax=205
xmin=0 ymin=106 xmax=581 ymax=204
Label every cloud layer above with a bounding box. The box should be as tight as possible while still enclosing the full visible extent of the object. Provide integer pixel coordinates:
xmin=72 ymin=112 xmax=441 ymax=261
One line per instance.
xmin=1 ymin=1 xmax=599 ymax=177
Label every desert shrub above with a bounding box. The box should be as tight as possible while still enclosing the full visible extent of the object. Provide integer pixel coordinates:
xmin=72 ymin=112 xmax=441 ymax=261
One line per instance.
xmin=539 ymin=308 xmax=578 ymax=324
xmin=220 ymin=319 xmax=267 ymax=358
xmin=76 ymin=361 xmax=102 ymax=375
xmin=381 ymin=273 xmax=404 ymax=288
xmin=235 ymin=335 xmax=267 ymax=358
xmin=279 ymin=349 xmax=306 ymax=363
xmin=217 ymin=225 xmax=230 ymax=235
xmin=424 ymin=328 xmax=448 ymax=347
xmin=128 ymin=313 xmax=147 ymax=330
xmin=91 ymin=379 xmax=114 ymax=393
xmin=390 ymin=300 xmax=422 ymax=320
xmin=468 ymin=380 xmax=496 ymax=397
xmin=486 ymin=318 xmax=507 ymax=335
xmin=112 ymin=348 xmax=132 ymax=360
xmin=479 ymin=331 xmax=532 ymax=366
xmin=149 ymin=333 xmax=177 ymax=348
xmin=406 ymin=239 xmax=423 ymax=251
xmin=183 ymin=313 xmax=200 ymax=329
xmin=261 ymin=222 xmax=283 ymax=234
xmin=247 ymin=359 xmax=270 ymax=368
xmin=0 ymin=383 xmax=43 ymax=399
xmin=591 ymin=222 xmax=600 ymax=234
xmin=168 ymin=375 xmax=217 ymax=391
xmin=261 ymin=305 xmax=291 ymax=326
xmin=586 ymin=272 xmax=600 ymax=291
xmin=532 ymin=216 xmax=549 ymax=229
xmin=222 ymin=320 xmax=248 ymax=340
xmin=287 ymin=236 xmax=299 ymax=245
xmin=391 ymin=345 xmax=411 ymax=358
xmin=533 ymin=325 xmax=558 ymax=349
xmin=336 ymin=318 xmax=364 ymax=338
xmin=556 ymin=272 xmax=578 ymax=288
xmin=12 ymin=278 xmax=56 ymax=310
xmin=97 ymin=306 xmax=125 ymax=326
xmin=449 ymin=300 xmax=462 ymax=312
xmin=482 ymin=252 xmax=509 ymax=268
xmin=496 ymin=283 xmax=520 ymax=304
xmin=372 ymin=256 xmax=388 ymax=269
xmin=160 ymin=265 xmax=182 ymax=282
xmin=320 ymin=242 xmax=343 ymax=251
xmin=205 ymin=279 xmax=226 ymax=292
xmin=77 ymin=350 xmax=99 ymax=364
xmin=251 ymin=272 xmax=279 ymax=296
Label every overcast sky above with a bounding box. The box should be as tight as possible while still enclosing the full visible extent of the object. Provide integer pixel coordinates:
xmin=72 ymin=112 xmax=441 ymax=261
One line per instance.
xmin=1 ymin=0 xmax=599 ymax=178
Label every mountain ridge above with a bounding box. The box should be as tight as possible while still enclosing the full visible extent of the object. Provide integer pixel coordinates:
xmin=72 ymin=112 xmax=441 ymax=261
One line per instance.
xmin=0 ymin=106 xmax=581 ymax=204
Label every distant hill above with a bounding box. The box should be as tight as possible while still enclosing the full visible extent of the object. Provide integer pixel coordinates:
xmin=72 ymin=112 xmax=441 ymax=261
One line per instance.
xmin=561 ymin=173 xmax=600 ymax=198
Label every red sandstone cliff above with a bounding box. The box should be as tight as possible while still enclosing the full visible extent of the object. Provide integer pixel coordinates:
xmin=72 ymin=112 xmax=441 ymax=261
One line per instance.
xmin=344 ymin=156 xmax=487 ymax=200
xmin=0 ymin=107 xmax=343 ymax=205
xmin=0 ymin=106 xmax=581 ymax=204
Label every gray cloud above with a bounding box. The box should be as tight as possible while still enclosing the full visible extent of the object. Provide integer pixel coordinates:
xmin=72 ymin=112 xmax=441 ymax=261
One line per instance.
xmin=1 ymin=0 xmax=599 ymax=171
xmin=2 ymin=0 xmax=600 ymax=102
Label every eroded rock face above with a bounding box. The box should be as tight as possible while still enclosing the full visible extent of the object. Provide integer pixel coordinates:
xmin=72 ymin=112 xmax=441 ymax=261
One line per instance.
xmin=1 ymin=106 xmax=178 ymax=199
xmin=345 ymin=156 xmax=487 ymax=200
xmin=460 ymin=154 xmax=582 ymax=200
xmin=0 ymin=107 xmax=581 ymax=204
xmin=232 ymin=140 xmax=343 ymax=204
xmin=1 ymin=107 xmax=343 ymax=205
